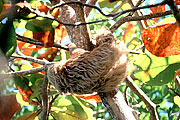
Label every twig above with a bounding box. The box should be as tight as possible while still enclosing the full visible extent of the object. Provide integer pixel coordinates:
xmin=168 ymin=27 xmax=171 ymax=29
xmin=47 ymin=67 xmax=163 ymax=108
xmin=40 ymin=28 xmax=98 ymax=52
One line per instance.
xmin=93 ymin=109 xmax=107 ymax=116
xmin=177 ymin=112 xmax=180 ymax=120
xmin=165 ymin=85 xmax=180 ymax=97
xmin=50 ymin=94 xmax=59 ymax=105
xmin=11 ymin=55 xmax=48 ymax=65
xmin=41 ymin=72 xmax=49 ymax=120
xmin=16 ymin=34 xmax=69 ymax=50
xmin=49 ymin=94 xmax=59 ymax=113
xmin=128 ymin=50 xmax=145 ymax=54
xmin=126 ymin=76 xmax=159 ymax=120
xmin=0 ymin=66 xmax=46 ymax=79
xmin=52 ymin=1 xmax=166 ymax=18
xmin=124 ymin=86 xmax=129 ymax=105
xmin=110 ymin=9 xmax=173 ymax=32
xmin=175 ymin=76 xmax=180 ymax=91
xmin=19 ymin=1 xmax=167 ymax=26
xmin=85 ymin=0 xmax=98 ymax=17
xmin=127 ymin=0 xmax=145 ymax=30
xmin=166 ymin=0 xmax=180 ymax=28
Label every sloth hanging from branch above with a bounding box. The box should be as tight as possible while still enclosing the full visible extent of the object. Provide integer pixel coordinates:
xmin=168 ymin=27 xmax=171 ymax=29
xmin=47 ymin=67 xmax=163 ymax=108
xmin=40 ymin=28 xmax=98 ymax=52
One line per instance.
xmin=47 ymin=27 xmax=129 ymax=95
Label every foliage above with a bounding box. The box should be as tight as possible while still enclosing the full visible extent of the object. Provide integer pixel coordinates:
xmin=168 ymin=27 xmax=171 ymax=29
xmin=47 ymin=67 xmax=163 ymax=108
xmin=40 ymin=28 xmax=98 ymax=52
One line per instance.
xmin=1 ymin=0 xmax=180 ymax=120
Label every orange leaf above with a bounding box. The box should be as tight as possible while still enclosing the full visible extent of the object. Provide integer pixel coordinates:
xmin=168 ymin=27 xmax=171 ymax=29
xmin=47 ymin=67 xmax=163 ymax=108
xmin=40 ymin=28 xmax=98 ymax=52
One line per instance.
xmin=32 ymin=62 xmax=45 ymax=74
xmin=0 ymin=4 xmax=12 ymax=19
xmin=75 ymin=94 xmax=102 ymax=103
xmin=176 ymin=0 xmax=180 ymax=5
xmin=142 ymin=22 xmax=180 ymax=57
xmin=2 ymin=4 xmax=12 ymax=10
xmin=33 ymin=30 xmax=55 ymax=47
xmin=0 ymin=95 xmax=21 ymax=120
xmin=16 ymin=85 xmax=39 ymax=105
xmin=17 ymin=41 xmax=26 ymax=51
xmin=22 ymin=46 xmax=34 ymax=56
xmin=150 ymin=5 xmax=166 ymax=23
xmin=51 ymin=8 xmax=59 ymax=17
xmin=122 ymin=22 xmax=135 ymax=43
xmin=55 ymin=24 xmax=68 ymax=43
xmin=143 ymin=19 xmax=149 ymax=27
xmin=150 ymin=5 xmax=166 ymax=13
xmin=37 ymin=3 xmax=50 ymax=14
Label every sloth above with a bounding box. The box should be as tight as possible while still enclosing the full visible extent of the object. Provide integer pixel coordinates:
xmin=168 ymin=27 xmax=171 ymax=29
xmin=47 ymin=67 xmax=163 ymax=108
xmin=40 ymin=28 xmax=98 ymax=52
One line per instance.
xmin=47 ymin=27 xmax=128 ymax=95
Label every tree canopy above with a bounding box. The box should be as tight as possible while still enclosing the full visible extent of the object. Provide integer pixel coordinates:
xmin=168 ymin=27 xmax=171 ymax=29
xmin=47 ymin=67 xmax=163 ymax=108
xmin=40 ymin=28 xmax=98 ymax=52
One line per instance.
xmin=1 ymin=0 xmax=180 ymax=119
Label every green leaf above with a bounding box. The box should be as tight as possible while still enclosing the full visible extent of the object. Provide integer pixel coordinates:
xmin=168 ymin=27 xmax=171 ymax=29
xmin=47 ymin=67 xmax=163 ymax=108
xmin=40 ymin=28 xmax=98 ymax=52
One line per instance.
xmin=29 ymin=73 xmax=44 ymax=87
xmin=98 ymin=0 xmax=122 ymax=8
xmin=14 ymin=76 xmax=29 ymax=89
xmin=51 ymin=107 xmax=82 ymax=120
xmin=16 ymin=110 xmax=40 ymax=120
xmin=25 ymin=18 xmax=54 ymax=32
xmin=134 ymin=53 xmax=180 ymax=86
xmin=52 ymin=95 xmax=94 ymax=120
xmin=29 ymin=88 xmax=40 ymax=104
xmin=72 ymin=96 xmax=94 ymax=120
xmin=66 ymin=95 xmax=88 ymax=119
xmin=0 ymin=23 xmax=17 ymax=57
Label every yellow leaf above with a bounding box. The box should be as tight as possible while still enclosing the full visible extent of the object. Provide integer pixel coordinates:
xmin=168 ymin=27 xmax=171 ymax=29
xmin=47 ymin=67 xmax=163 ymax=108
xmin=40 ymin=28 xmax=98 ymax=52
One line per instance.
xmin=174 ymin=96 xmax=180 ymax=107
xmin=16 ymin=92 xmax=30 ymax=106
xmin=23 ymin=30 xmax=33 ymax=38
xmin=157 ymin=17 xmax=176 ymax=25
xmin=61 ymin=49 xmax=67 ymax=60
xmin=21 ymin=61 xmax=32 ymax=70
xmin=121 ymin=22 xmax=135 ymax=43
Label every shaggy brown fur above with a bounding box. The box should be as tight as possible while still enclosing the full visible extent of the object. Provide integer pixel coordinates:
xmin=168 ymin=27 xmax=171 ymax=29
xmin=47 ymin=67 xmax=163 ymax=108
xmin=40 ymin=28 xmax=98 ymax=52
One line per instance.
xmin=47 ymin=27 xmax=128 ymax=94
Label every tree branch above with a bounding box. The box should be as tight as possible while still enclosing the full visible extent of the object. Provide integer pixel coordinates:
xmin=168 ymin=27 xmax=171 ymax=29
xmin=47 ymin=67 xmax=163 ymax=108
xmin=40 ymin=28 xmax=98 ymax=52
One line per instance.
xmin=126 ymin=0 xmax=145 ymax=30
xmin=0 ymin=66 xmax=46 ymax=79
xmin=11 ymin=55 xmax=48 ymax=65
xmin=126 ymin=76 xmax=159 ymax=120
xmin=16 ymin=34 xmax=69 ymax=50
xmin=110 ymin=9 xmax=173 ymax=32
xmin=85 ymin=0 xmax=98 ymax=17
xmin=41 ymin=72 xmax=49 ymax=120
xmin=19 ymin=1 xmax=167 ymax=27
xmin=99 ymin=89 xmax=136 ymax=120
xmin=68 ymin=0 xmax=93 ymax=50
xmin=166 ymin=0 xmax=180 ymax=27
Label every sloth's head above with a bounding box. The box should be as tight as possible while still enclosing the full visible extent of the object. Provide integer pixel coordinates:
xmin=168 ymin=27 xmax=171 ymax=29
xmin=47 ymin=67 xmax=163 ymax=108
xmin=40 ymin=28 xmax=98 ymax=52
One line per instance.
xmin=95 ymin=26 xmax=115 ymax=46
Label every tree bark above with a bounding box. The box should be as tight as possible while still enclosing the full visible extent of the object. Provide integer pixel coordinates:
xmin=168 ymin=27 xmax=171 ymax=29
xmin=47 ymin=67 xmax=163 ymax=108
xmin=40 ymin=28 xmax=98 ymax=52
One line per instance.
xmin=99 ymin=89 xmax=135 ymax=120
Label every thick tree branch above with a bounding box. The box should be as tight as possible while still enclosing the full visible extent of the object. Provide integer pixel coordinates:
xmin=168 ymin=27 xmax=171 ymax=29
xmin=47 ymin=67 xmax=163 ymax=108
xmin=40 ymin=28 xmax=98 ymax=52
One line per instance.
xmin=99 ymin=89 xmax=136 ymax=120
xmin=126 ymin=76 xmax=159 ymax=120
xmin=68 ymin=0 xmax=93 ymax=50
